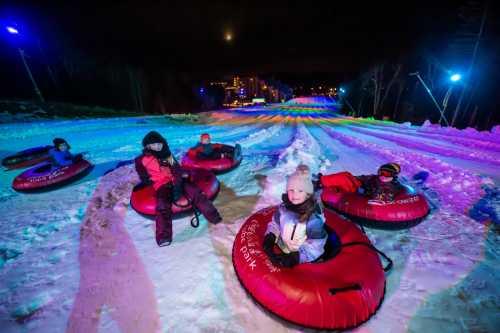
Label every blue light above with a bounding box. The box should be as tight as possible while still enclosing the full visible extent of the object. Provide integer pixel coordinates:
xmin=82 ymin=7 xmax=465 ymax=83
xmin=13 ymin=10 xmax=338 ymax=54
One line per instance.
xmin=199 ymin=88 xmax=204 ymax=93
xmin=450 ymin=74 xmax=461 ymax=82
xmin=6 ymin=26 xmax=19 ymax=34
xmin=339 ymin=87 xmax=346 ymax=94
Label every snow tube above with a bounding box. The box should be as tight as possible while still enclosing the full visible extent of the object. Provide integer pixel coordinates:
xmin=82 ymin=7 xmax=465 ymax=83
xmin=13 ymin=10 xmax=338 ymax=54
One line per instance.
xmin=321 ymin=186 xmax=430 ymax=229
xmin=232 ymin=207 xmax=390 ymax=331
xmin=130 ymin=168 xmax=220 ymax=216
xmin=12 ymin=159 xmax=93 ymax=192
xmin=181 ymin=144 xmax=242 ymax=173
xmin=2 ymin=146 xmax=52 ymax=170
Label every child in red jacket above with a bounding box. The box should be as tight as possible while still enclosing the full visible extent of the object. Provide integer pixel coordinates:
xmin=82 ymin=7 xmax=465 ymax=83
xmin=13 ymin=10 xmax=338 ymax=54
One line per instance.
xmin=135 ymin=131 xmax=222 ymax=246
xmin=319 ymin=163 xmax=405 ymax=202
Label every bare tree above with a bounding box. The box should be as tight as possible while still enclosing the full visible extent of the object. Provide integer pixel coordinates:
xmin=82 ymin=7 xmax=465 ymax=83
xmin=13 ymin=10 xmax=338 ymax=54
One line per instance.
xmin=379 ymin=64 xmax=403 ymax=117
xmin=371 ymin=64 xmax=384 ymax=117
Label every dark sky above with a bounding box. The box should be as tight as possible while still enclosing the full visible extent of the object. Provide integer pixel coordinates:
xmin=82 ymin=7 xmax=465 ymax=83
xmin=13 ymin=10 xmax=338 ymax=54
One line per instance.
xmin=2 ymin=1 xmax=462 ymax=79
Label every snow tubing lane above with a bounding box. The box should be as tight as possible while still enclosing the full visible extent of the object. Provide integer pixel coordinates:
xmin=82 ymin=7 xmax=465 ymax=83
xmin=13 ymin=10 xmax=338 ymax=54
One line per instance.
xmin=232 ymin=207 xmax=386 ymax=331
xmin=130 ymin=169 xmax=220 ymax=216
xmin=321 ymin=187 xmax=430 ymax=230
xmin=12 ymin=159 xmax=93 ymax=191
xmin=2 ymin=146 xmax=52 ymax=170
xmin=181 ymin=144 xmax=242 ymax=174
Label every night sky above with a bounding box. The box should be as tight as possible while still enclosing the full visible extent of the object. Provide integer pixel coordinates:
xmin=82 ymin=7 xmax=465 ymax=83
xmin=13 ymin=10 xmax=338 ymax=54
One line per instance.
xmin=2 ymin=1 xmax=461 ymax=79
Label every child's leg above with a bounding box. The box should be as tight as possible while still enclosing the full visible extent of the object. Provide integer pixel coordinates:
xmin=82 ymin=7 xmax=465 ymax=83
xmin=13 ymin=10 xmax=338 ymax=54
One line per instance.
xmin=183 ymin=183 xmax=222 ymax=224
xmin=155 ymin=184 xmax=174 ymax=245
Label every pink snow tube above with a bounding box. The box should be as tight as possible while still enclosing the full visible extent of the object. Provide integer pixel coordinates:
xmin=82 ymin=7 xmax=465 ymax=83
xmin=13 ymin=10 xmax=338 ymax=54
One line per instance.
xmin=321 ymin=187 xmax=430 ymax=229
xmin=130 ymin=168 xmax=220 ymax=216
xmin=12 ymin=160 xmax=93 ymax=191
xmin=181 ymin=144 xmax=242 ymax=173
xmin=232 ymin=207 xmax=388 ymax=330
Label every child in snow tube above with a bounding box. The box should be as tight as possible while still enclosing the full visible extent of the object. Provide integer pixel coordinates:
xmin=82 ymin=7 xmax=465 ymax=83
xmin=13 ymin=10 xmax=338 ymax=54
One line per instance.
xmin=320 ymin=163 xmax=430 ymax=229
xmin=49 ymin=138 xmax=83 ymax=167
xmin=182 ymin=133 xmax=242 ymax=173
xmin=319 ymin=163 xmax=405 ymax=203
xmin=135 ymin=131 xmax=222 ymax=247
xmin=192 ymin=133 xmax=239 ymax=160
xmin=232 ymin=205 xmax=391 ymax=330
xmin=262 ymin=167 xmax=328 ymax=268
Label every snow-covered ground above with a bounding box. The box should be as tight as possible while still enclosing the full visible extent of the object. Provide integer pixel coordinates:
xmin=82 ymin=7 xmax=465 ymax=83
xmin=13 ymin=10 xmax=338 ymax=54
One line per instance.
xmin=0 ymin=109 xmax=499 ymax=332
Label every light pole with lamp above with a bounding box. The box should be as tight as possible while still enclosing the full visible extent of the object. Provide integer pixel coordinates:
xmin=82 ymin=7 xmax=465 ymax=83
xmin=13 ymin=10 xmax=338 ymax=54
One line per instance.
xmin=338 ymin=87 xmax=358 ymax=116
xmin=5 ymin=25 xmax=45 ymax=103
xmin=442 ymin=73 xmax=461 ymax=119
xmin=409 ymin=72 xmax=449 ymax=126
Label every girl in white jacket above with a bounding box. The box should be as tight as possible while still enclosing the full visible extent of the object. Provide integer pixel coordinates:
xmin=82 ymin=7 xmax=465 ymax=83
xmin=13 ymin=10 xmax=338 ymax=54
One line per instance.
xmin=263 ymin=168 xmax=327 ymax=268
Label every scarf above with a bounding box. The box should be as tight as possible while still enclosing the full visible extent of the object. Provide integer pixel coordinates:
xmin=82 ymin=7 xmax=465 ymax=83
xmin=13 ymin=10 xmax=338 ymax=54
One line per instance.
xmin=281 ymin=194 xmax=317 ymax=223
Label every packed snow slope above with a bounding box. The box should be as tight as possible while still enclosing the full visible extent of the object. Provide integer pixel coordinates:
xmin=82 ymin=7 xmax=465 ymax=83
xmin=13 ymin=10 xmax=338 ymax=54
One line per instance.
xmin=0 ymin=106 xmax=499 ymax=333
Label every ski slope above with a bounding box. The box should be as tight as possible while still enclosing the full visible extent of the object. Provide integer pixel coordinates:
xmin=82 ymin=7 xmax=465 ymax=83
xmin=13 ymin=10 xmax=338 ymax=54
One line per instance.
xmin=0 ymin=108 xmax=499 ymax=332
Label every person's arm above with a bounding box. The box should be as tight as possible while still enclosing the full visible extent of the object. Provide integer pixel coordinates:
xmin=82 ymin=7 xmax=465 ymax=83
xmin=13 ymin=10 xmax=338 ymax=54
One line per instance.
xmin=263 ymin=209 xmax=281 ymax=260
xmin=265 ymin=209 xmax=281 ymax=238
xmin=298 ymin=216 xmax=327 ymax=263
xmin=134 ymin=156 xmax=152 ymax=185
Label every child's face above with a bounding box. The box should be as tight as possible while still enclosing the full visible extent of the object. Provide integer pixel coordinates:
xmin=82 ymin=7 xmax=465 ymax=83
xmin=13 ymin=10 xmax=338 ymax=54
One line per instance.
xmin=58 ymin=143 xmax=68 ymax=151
xmin=378 ymin=175 xmax=393 ymax=183
xmin=147 ymin=143 xmax=163 ymax=151
xmin=287 ymin=188 xmax=308 ymax=205
xmin=201 ymin=137 xmax=210 ymax=144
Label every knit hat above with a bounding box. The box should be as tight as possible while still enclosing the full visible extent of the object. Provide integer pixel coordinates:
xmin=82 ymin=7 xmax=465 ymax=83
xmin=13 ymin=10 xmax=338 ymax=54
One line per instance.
xmin=287 ymin=171 xmax=314 ymax=194
xmin=53 ymin=138 xmax=70 ymax=149
xmin=200 ymin=133 xmax=210 ymax=141
xmin=378 ymin=163 xmax=401 ymax=177
xmin=142 ymin=131 xmax=166 ymax=147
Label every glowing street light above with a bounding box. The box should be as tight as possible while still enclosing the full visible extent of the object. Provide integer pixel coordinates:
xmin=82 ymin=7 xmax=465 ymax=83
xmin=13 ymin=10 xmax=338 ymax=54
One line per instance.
xmin=5 ymin=25 xmax=45 ymax=103
xmin=338 ymin=87 xmax=357 ymax=116
xmin=450 ymin=74 xmax=461 ymax=82
xmin=224 ymin=32 xmax=233 ymax=42
xmin=6 ymin=26 xmax=19 ymax=34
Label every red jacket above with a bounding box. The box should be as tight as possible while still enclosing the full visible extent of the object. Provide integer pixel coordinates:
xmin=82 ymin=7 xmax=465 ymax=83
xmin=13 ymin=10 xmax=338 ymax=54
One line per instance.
xmin=320 ymin=172 xmax=361 ymax=193
xmin=135 ymin=153 xmax=175 ymax=191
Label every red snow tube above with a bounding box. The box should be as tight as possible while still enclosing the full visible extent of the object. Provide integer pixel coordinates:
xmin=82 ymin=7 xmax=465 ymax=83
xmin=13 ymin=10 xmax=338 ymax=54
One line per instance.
xmin=130 ymin=168 xmax=220 ymax=216
xmin=181 ymin=144 xmax=242 ymax=173
xmin=2 ymin=146 xmax=52 ymax=170
xmin=232 ymin=207 xmax=388 ymax=331
xmin=321 ymin=187 xmax=430 ymax=229
xmin=12 ymin=159 xmax=93 ymax=192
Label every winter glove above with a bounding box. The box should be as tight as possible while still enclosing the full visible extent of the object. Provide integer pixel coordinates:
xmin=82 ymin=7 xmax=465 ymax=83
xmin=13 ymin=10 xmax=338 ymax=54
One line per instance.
xmin=274 ymin=251 xmax=300 ymax=268
xmin=262 ymin=233 xmax=277 ymax=259
xmin=72 ymin=154 xmax=83 ymax=163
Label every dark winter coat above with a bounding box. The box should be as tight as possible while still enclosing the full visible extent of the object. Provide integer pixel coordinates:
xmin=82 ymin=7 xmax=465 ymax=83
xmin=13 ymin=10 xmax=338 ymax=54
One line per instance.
xmin=356 ymin=175 xmax=405 ymax=202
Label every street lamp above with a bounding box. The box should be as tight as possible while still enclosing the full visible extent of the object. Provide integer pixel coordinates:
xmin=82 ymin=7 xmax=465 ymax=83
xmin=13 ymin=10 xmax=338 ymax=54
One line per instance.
xmin=6 ymin=26 xmax=19 ymax=34
xmin=5 ymin=25 xmax=45 ymax=103
xmin=338 ymin=87 xmax=357 ymax=116
xmin=442 ymin=73 xmax=461 ymax=119
xmin=409 ymin=72 xmax=449 ymax=126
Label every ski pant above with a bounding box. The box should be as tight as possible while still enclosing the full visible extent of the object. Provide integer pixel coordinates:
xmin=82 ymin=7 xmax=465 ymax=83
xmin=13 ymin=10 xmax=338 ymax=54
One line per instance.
xmin=155 ymin=181 xmax=221 ymax=240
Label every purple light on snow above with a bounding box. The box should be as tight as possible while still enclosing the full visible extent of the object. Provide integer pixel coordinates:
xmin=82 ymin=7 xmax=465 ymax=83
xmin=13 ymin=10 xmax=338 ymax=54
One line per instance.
xmin=6 ymin=26 xmax=19 ymax=34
